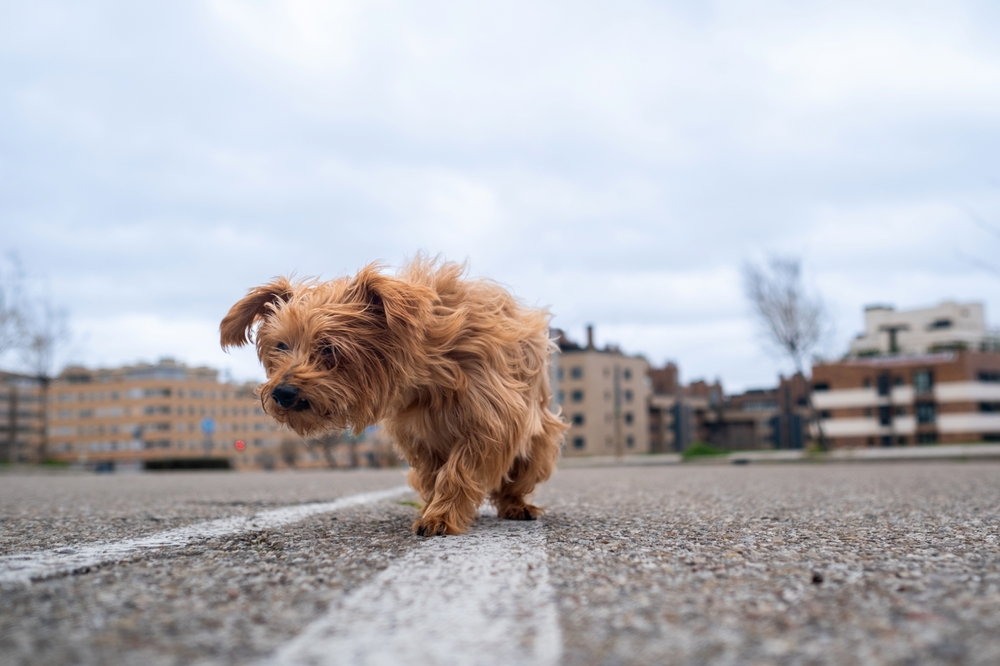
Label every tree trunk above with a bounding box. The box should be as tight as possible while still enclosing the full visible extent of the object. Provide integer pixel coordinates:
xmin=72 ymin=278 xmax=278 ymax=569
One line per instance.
xmin=38 ymin=376 xmax=50 ymax=462
xmin=797 ymin=362 xmax=829 ymax=451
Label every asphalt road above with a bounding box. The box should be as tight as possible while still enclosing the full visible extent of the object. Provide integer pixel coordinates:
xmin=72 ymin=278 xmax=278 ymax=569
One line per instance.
xmin=1 ymin=462 xmax=999 ymax=665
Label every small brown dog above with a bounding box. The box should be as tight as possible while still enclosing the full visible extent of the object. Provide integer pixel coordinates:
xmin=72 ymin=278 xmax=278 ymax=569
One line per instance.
xmin=220 ymin=257 xmax=567 ymax=535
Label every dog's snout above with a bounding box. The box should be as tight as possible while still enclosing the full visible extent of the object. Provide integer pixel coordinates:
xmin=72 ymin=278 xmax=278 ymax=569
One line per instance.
xmin=271 ymin=384 xmax=300 ymax=409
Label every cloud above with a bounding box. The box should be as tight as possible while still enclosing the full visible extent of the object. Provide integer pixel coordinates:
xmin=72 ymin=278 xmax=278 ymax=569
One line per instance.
xmin=1 ymin=0 xmax=999 ymax=391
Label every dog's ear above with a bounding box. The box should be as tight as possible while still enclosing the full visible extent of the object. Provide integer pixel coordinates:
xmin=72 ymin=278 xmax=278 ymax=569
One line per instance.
xmin=345 ymin=264 xmax=426 ymax=334
xmin=220 ymin=278 xmax=294 ymax=349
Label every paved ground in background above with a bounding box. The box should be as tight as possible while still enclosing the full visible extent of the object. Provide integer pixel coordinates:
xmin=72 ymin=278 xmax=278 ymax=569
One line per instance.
xmin=1 ymin=463 xmax=999 ymax=665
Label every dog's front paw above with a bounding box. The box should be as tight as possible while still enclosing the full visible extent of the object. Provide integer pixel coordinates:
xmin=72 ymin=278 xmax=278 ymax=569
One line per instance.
xmin=412 ymin=515 xmax=464 ymax=537
xmin=498 ymin=503 xmax=543 ymax=521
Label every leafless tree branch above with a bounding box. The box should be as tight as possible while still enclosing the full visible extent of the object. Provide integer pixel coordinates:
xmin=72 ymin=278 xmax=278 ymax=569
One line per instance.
xmin=743 ymin=256 xmax=829 ymax=450
xmin=0 ymin=253 xmax=27 ymax=361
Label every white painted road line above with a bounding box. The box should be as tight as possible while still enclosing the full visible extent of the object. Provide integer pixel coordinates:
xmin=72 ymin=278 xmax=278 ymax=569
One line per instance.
xmin=263 ymin=514 xmax=562 ymax=666
xmin=0 ymin=485 xmax=411 ymax=587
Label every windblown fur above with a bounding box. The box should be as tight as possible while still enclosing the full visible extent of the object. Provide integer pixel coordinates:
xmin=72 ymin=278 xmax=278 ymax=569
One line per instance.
xmin=220 ymin=257 xmax=567 ymax=535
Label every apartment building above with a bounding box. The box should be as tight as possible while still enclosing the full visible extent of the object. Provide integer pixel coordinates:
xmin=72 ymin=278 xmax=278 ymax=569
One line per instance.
xmin=555 ymin=327 xmax=651 ymax=456
xmin=45 ymin=358 xmax=313 ymax=471
xmin=812 ymin=351 xmax=1000 ymax=447
xmin=647 ymin=364 xmax=710 ymax=452
xmin=646 ymin=367 xmax=811 ymax=452
xmin=849 ymin=301 xmax=1000 ymax=357
xmin=701 ymin=374 xmax=811 ymax=450
xmin=0 ymin=372 xmax=43 ymax=463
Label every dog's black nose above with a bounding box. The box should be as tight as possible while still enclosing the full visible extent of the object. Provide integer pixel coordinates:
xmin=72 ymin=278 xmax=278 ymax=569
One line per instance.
xmin=271 ymin=384 xmax=300 ymax=409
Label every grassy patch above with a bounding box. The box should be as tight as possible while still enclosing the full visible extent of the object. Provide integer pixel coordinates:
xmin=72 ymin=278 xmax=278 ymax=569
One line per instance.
xmin=397 ymin=500 xmax=422 ymax=509
xmin=682 ymin=442 xmax=728 ymax=461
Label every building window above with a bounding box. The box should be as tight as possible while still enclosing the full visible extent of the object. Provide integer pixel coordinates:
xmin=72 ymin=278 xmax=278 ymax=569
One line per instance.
xmin=877 ymin=374 xmax=891 ymax=397
xmin=571 ymin=390 xmax=584 ymax=402
xmin=915 ymin=402 xmax=936 ymax=424
xmin=626 ymin=435 xmax=634 ymax=448
xmin=819 ymin=410 xmax=831 ymax=419
xmin=572 ymin=414 xmax=585 ymax=426
xmin=557 ymin=368 xmax=564 ymax=380
xmin=980 ymin=403 xmax=1000 ymax=413
xmin=897 ymin=436 xmax=908 ymax=445
xmin=570 ymin=366 xmax=583 ymax=379
xmin=813 ymin=382 xmax=830 ymax=391
xmin=862 ymin=378 xmax=871 ymax=388
xmin=878 ymin=405 xmax=892 ymax=426
xmin=624 ymin=412 xmax=634 ymax=425
xmin=983 ymin=433 xmax=1000 ymax=442
xmin=895 ymin=406 xmax=907 ymax=416
xmin=913 ymin=370 xmax=934 ymax=395
xmin=979 ymin=372 xmax=1000 ymax=383
xmin=557 ymin=391 xmax=565 ymax=404
xmin=624 ymin=390 xmax=633 ymax=403
xmin=917 ymin=432 xmax=938 ymax=444
xmin=623 ymin=369 xmax=632 ymax=380
xmin=880 ymin=435 xmax=892 ymax=447
xmin=894 ymin=376 xmax=905 ymax=386
xmin=572 ymin=436 xmax=585 ymax=450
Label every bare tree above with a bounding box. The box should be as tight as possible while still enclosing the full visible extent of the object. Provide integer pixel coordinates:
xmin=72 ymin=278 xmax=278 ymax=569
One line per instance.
xmin=309 ymin=430 xmax=347 ymax=468
xmin=956 ymin=208 xmax=1000 ymax=278
xmin=19 ymin=295 xmax=70 ymax=462
xmin=743 ymin=257 xmax=830 ymax=450
xmin=280 ymin=437 xmax=300 ymax=467
xmin=0 ymin=254 xmax=26 ymax=362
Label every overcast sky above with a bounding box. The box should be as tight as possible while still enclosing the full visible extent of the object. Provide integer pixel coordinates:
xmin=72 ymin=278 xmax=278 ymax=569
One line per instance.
xmin=2 ymin=0 xmax=1000 ymax=391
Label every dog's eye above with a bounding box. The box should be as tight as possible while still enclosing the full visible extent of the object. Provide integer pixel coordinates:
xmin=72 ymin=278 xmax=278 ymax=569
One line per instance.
xmin=276 ymin=342 xmax=289 ymax=352
xmin=320 ymin=345 xmax=338 ymax=366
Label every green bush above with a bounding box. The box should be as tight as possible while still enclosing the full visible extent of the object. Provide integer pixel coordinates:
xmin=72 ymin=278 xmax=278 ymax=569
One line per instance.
xmin=682 ymin=442 xmax=727 ymax=460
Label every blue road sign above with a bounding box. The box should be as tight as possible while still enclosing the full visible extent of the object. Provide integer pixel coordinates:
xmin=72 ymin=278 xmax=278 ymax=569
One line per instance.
xmin=201 ymin=417 xmax=216 ymax=436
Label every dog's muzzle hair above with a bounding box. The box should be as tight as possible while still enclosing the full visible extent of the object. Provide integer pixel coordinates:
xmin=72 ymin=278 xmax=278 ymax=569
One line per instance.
xmin=271 ymin=384 xmax=310 ymax=411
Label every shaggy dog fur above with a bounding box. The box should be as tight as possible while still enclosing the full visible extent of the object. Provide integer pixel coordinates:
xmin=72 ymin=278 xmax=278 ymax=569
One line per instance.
xmin=220 ymin=258 xmax=567 ymax=536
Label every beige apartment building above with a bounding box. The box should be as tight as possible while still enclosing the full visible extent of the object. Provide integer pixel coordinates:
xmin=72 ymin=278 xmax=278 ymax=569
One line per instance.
xmin=849 ymin=301 xmax=1000 ymax=357
xmin=45 ymin=358 xmax=400 ymax=471
xmin=45 ymin=359 xmax=310 ymax=471
xmin=556 ymin=327 xmax=651 ymax=456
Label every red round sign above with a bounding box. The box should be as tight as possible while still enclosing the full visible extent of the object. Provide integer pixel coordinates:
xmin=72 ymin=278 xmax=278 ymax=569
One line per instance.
xmin=234 ymin=440 xmax=246 ymax=451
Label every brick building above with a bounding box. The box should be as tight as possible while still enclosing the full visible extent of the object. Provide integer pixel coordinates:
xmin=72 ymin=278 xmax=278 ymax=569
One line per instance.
xmin=647 ymin=368 xmax=811 ymax=453
xmin=555 ymin=327 xmax=651 ymax=456
xmin=812 ymin=351 xmax=1000 ymax=447
xmin=701 ymin=374 xmax=811 ymax=450
xmin=646 ymin=364 xmax=713 ymax=453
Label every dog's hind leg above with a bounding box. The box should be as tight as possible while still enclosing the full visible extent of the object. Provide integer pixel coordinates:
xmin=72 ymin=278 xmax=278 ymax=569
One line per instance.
xmin=491 ymin=455 xmax=545 ymax=520
xmin=491 ymin=409 xmax=563 ymax=520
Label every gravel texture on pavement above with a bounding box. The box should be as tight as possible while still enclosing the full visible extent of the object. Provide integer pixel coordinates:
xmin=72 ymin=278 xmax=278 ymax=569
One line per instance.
xmin=1 ymin=491 xmax=420 ymax=666
xmin=1 ymin=462 xmax=998 ymax=665
xmin=538 ymin=463 xmax=1000 ymax=666
xmin=0 ymin=470 xmax=409 ymax=556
